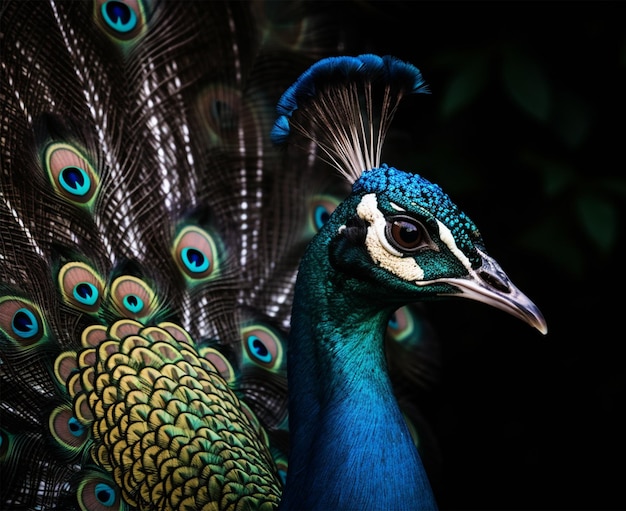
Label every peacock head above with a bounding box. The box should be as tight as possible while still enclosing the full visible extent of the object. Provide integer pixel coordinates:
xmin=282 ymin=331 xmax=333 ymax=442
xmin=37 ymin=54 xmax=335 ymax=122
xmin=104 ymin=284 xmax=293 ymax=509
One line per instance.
xmin=324 ymin=164 xmax=547 ymax=334
xmin=272 ymin=53 xmax=546 ymax=334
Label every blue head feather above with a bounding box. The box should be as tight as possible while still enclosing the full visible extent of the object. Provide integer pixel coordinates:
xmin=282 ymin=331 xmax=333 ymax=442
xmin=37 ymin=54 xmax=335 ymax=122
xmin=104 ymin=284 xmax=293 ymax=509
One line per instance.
xmin=355 ymin=165 xmax=482 ymax=266
xmin=271 ymin=54 xmax=429 ymax=153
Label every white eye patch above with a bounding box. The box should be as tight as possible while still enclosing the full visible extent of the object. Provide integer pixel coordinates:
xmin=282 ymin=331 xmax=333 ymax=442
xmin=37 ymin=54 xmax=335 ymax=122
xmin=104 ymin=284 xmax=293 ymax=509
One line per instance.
xmin=343 ymin=194 xmax=473 ymax=283
xmin=436 ymin=219 xmax=473 ymax=272
xmin=353 ymin=193 xmax=425 ymax=282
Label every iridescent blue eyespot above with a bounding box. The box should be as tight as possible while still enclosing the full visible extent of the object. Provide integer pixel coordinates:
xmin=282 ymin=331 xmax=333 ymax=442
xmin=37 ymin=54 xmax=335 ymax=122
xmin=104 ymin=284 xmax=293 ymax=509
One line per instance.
xmin=211 ymin=100 xmax=237 ymax=131
xmin=181 ymin=247 xmax=210 ymax=273
xmin=308 ymin=196 xmax=339 ymax=235
xmin=45 ymin=144 xmax=99 ymax=206
xmin=278 ymin=468 xmax=288 ymax=485
xmin=387 ymin=306 xmax=424 ymax=346
xmin=49 ymin=406 xmax=90 ymax=450
xmin=58 ymin=262 xmax=104 ymax=314
xmin=12 ymin=308 xmax=39 ymax=339
xmin=0 ymin=299 xmax=45 ymax=345
xmin=101 ymin=1 xmax=137 ymax=33
xmin=94 ymin=482 xmax=117 ymax=506
xmin=123 ymin=294 xmax=144 ymax=314
xmin=110 ymin=275 xmax=155 ymax=321
xmin=73 ymin=282 xmax=99 ymax=306
xmin=173 ymin=226 xmax=218 ymax=281
xmin=0 ymin=428 xmax=12 ymax=458
xmin=247 ymin=335 xmax=272 ymax=364
xmin=313 ymin=204 xmax=331 ymax=230
xmin=59 ymin=166 xmax=90 ymax=197
xmin=68 ymin=416 xmax=86 ymax=438
xmin=78 ymin=476 xmax=120 ymax=511
xmin=388 ymin=312 xmax=399 ymax=330
xmin=241 ymin=326 xmax=284 ymax=370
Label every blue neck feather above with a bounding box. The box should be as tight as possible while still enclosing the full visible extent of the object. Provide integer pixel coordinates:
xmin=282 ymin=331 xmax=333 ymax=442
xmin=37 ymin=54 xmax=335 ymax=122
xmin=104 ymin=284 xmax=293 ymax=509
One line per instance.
xmin=279 ymin=196 xmax=437 ymax=511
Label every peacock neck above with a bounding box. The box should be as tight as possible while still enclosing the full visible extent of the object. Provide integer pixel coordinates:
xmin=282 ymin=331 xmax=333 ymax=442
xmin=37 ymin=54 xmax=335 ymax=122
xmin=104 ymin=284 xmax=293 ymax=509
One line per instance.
xmin=279 ymin=230 xmax=437 ymax=511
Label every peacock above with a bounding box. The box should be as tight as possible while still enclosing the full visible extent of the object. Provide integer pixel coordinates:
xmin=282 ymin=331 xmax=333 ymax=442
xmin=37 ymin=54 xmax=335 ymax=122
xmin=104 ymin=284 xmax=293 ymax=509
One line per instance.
xmin=0 ymin=1 xmax=547 ymax=510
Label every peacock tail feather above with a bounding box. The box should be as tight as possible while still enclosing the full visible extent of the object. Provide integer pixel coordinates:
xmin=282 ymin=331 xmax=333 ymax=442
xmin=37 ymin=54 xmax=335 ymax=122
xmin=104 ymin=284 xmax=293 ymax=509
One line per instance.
xmin=0 ymin=1 xmax=340 ymax=508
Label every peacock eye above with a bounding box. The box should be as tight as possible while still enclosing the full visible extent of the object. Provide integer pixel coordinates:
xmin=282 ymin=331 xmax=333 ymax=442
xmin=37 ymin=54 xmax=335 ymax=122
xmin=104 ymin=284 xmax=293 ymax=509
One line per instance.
xmin=385 ymin=215 xmax=430 ymax=253
xmin=101 ymin=1 xmax=138 ymax=34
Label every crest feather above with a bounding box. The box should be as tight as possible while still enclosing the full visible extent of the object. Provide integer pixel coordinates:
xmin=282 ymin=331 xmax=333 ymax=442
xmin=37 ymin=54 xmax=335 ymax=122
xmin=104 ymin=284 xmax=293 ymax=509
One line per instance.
xmin=271 ymin=54 xmax=429 ymax=183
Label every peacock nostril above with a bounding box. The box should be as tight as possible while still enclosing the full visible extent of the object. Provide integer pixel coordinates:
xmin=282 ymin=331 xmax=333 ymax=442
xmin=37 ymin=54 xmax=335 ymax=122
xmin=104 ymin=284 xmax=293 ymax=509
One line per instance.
xmin=479 ymin=270 xmax=510 ymax=293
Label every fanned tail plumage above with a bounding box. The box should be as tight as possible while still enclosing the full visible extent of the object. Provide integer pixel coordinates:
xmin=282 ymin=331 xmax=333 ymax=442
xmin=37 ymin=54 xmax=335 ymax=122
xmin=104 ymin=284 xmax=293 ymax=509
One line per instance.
xmin=1 ymin=2 xmax=445 ymax=510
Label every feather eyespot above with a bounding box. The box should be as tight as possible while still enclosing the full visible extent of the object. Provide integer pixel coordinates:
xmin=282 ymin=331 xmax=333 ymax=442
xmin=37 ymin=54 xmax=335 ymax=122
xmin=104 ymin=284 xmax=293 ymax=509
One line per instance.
xmin=385 ymin=215 xmax=431 ymax=253
xmin=78 ymin=474 xmax=122 ymax=511
xmin=94 ymin=483 xmax=117 ymax=507
xmin=211 ymin=99 xmax=238 ymax=131
xmin=275 ymin=459 xmax=288 ymax=486
xmin=0 ymin=429 xmax=10 ymax=459
xmin=122 ymin=294 xmax=143 ymax=313
xmin=95 ymin=0 xmax=147 ymax=41
xmin=11 ymin=308 xmax=39 ymax=339
xmin=387 ymin=306 xmax=421 ymax=344
xmin=278 ymin=468 xmax=288 ymax=485
xmin=309 ymin=195 xmax=340 ymax=233
xmin=241 ymin=325 xmax=284 ymax=369
xmin=196 ymin=85 xmax=243 ymax=143
xmin=60 ymin=167 xmax=90 ymax=195
xmin=101 ymin=1 xmax=137 ymax=33
xmin=109 ymin=276 xmax=156 ymax=320
xmin=45 ymin=143 xmax=99 ymax=206
xmin=181 ymin=247 xmax=210 ymax=273
xmin=58 ymin=262 xmax=105 ymax=313
xmin=0 ymin=297 xmax=45 ymax=345
xmin=49 ymin=406 xmax=89 ymax=452
xmin=248 ymin=335 xmax=272 ymax=363
xmin=159 ymin=322 xmax=194 ymax=345
xmin=314 ymin=205 xmax=329 ymax=229
xmin=75 ymin=283 xmax=99 ymax=305
xmin=198 ymin=346 xmax=236 ymax=384
xmin=173 ymin=226 xmax=219 ymax=281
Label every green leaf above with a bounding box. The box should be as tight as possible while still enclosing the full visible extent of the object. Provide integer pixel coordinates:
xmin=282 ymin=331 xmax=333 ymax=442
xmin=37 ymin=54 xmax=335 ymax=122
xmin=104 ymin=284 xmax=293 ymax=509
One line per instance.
xmin=551 ymin=91 xmax=589 ymax=148
xmin=576 ymin=194 xmax=618 ymax=253
xmin=540 ymin=161 xmax=576 ymax=196
xmin=502 ymin=48 xmax=551 ymax=121
xmin=441 ymin=55 xmax=488 ymax=118
xmin=518 ymin=215 xmax=583 ymax=277
xmin=521 ymin=152 xmax=576 ymax=196
xmin=598 ymin=177 xmax=626 ymax=199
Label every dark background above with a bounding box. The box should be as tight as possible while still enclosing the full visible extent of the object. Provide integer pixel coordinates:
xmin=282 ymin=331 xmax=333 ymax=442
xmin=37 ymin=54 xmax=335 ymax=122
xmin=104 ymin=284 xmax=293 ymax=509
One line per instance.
xmin=2 ymin=2 xmax=623 ymax=510
xmin=326 ymin=2 xmax=625 ymax=509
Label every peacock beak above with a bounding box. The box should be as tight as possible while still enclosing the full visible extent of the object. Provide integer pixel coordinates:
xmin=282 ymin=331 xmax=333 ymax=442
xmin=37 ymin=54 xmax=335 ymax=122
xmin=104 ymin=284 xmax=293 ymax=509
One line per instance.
xmin=442 ymin=249 xmax=548 ymax=335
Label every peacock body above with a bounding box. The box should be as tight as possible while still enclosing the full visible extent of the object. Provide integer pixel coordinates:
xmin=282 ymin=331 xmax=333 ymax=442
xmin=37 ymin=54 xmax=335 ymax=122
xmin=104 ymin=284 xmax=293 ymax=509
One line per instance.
xmin=0 ymin=1 xmax=546 ymax=510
